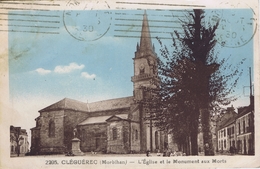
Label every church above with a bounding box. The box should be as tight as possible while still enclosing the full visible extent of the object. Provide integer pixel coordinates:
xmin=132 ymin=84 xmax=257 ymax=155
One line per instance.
xmin=30 ymin=12 xmax=167 ymax=155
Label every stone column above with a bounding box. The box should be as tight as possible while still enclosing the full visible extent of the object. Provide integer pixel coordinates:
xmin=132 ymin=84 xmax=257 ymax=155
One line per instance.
xmin=71 ymin=138 xmax=84 ymax=156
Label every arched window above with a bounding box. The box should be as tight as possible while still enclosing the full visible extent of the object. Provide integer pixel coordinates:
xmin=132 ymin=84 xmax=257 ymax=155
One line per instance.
xmin=123 ymin=128 xmax=128 ymax=143
xmin=140 ymin=68 xmax=144 ymax=74
xmin=49 ymin=119 xmax=55 ymax=137
xmin=112 ymin=128 xmax=117 ymax=140
xmin=135 ymin=130 xmax=138 ymax=140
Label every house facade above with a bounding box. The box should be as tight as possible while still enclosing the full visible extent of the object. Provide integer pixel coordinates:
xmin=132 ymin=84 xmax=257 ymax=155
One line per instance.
xmin=10 ymin=126 xmax=29 ymax=156
xmin=235 ymin=104 xmax=254 ymax=155
xmin=216 ymin=96 xmax=255 ymax=155
xmin=30 ymin=12 xmax=167 ymax=155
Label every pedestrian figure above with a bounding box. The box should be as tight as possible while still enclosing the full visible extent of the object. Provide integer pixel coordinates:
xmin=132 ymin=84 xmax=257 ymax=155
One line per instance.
xmin=163 ymin=149 xmax=167 ymax=157
xmin=166 ymin=149 xmax=171 ymax=157
xmin=172 ymin=150 xmax=177 ymax=156
xmin=146 ymin=150 xmax=150 ymax=157
xmin=204 ymin=143 xmax=210 ymax=156
xmin=230 ymin=146 xmax=234 ymax=155
xmin=156 ymin=149 xmax=161 ymax=156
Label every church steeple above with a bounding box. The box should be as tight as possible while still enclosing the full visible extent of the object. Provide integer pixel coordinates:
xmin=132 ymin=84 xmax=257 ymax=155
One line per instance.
xmin=139 ymin=11 xmax=153 ymax=52
xmin=134 ymin=11 xmax=156 ymax=59
xmin=132 ymin=10 xmax=158 ymax=88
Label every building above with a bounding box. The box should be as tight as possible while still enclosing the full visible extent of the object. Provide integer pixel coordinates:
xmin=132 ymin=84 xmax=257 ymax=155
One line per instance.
xmin=216 ymin=67 xmax=255 ymax=155
xmin=30 ymin=12 xmax=167 ymax=155
xmin=216 ymin=107 xmax=237 ymax=153
xmin=216 ymin=97 xmax=255 ymax=155
xmin=235 ymin=100 xmax=254 ymax=155
xmin=10 ymin=125 xmax=29 ymax=156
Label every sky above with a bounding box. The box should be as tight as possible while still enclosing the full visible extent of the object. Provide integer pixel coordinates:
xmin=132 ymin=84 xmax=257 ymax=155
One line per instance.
xmin=8 ymin=9 xmax=255 ymax=144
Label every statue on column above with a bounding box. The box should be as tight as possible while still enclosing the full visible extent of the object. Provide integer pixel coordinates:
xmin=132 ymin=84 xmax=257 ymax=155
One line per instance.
xmin=71 ymin=128 xmax=84 ymax=156
xmin=73 ymin=128 xmax=78 ymax=138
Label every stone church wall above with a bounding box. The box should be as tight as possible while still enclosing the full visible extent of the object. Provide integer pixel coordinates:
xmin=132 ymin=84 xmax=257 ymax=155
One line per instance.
xmin=30 ymin=128 xmax=40 ymax=154
xmin=130 ymin=122 xmax=140 ymax=152
xmin=107 ymin=121 xmax=130 ymax=154
xmin=63 ymin=110 xmax=89 ymax=151
xmin=39 ymin=110 xmax=65 ymax=154
xmin=78 ymin=123 xmax=107 ymax=152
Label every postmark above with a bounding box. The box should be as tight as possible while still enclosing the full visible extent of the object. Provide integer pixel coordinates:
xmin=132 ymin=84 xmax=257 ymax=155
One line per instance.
xmin=213 ymin=2 xmax=257 ymax=48
xmin=63 ymin=0 xmax=112 ymax=41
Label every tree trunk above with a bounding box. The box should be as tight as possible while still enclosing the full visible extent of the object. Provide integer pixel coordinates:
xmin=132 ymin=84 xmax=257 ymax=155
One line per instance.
xmin=190 ymin=130 xmax=198 ymax=155
xmin=201 ymin=108 xmax=214 ymax=155
xmin=17 ymin=144 xmax=20 ymax=156
xmin=189 ymin=108 xmax=199 ymax=155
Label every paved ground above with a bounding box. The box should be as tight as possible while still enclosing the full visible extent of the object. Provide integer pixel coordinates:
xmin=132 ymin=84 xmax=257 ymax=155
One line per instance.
xmin=11 ymin=152 xmax=245 ymax=157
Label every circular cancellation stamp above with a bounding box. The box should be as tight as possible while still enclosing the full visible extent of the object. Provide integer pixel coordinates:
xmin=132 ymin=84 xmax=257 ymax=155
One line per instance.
xmin=213 ymin=2 xmax=257 ymax=48
xmin=63 ymin=0 xmax=112 ymax=41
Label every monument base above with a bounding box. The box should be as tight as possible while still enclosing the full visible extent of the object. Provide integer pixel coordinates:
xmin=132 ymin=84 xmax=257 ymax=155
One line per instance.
xmin=71 ymin=138 xmax=84 ymax=156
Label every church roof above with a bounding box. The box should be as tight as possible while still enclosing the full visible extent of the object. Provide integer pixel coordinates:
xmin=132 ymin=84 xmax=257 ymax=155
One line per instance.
xmin=78 ymin=115 xmax=112 ymax=125
xmin=78 ymin=114 xmax=129 ymax=125
xmin=106 ymin=114 xmax=129 ymax=122
xmin=39 ymin=98 xmax=90 ymax=113
xmin=139 ymin=11 xmax=153 ymax=52
xmin=39 ymin=96 xmax=134 ymax=113
xmin=88 ymin=96 xmax=134 ymax=112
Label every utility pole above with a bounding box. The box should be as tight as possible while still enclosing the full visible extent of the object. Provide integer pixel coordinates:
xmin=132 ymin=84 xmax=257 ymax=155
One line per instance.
xmin=249 ymin=67 xmax=254 ymax=106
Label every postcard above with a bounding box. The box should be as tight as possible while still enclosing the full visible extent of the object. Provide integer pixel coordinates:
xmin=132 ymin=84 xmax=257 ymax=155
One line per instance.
xmin=0 ymin=0 xmax=259 ymax=168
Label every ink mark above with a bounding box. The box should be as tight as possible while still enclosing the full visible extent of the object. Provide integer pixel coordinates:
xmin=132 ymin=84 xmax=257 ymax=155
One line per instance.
xmin=63 ymin=0 xmax=112 ymax=41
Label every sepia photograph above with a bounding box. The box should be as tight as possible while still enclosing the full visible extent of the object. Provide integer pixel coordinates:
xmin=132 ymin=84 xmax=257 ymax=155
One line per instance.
xmin=0 ymin=0 xmax=259 ymax=168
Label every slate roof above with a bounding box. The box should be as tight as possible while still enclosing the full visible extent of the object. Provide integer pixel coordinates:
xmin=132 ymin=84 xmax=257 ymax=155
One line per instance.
xmin=39 ymin=96 xmax=134 ymax=113
xmin=78 ymin=114 xmax=129 ymax=125
xmin=88 ymin=96 xmax=134 ymax=112
xmin=236 ymin=105 xmax=254 ymax=119
xmin=216 ymin=111 xmax=237 ymax=130
xmin=39 ymin=98 xmax=90 ymax=112
xmin=220 ymin=117 xmax=236 ymax=129
xmin=217 ymin=104 xmax=254 ymax=130
xmin=106 ymin=114 xmax=129 ymax=121
xmin=78 ymin=115 xmax=112 ymax=125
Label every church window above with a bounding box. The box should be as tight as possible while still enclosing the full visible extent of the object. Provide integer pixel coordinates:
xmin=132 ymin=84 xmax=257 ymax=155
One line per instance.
xmin=123 ymin=129 xmax=128 ymax=143
xmin=139 ymin=63 xmax=145 ymax=74
xmin=49 ymin=120 xmax=55 ymax=138
xmin=135 ymin=130 xmax=138 ymax=140
xmin=140 ymin=68 xmax=144 ymax=74
xmin=112 ymin=128 xmax=117 ymax=140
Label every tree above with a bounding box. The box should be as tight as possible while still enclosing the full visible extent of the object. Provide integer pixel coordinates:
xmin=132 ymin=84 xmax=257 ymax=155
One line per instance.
xmin=10 ymin=126 xmax=23 ymax=156
xmin=145 ymin=9 xmax=244 ymax=155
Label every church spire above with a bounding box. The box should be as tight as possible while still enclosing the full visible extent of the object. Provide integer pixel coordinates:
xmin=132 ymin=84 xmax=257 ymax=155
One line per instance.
xmin=139 ymin=10 xmax=153 ymax=52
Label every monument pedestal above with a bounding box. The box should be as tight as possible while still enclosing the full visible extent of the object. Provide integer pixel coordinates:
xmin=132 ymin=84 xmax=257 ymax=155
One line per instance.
xmin=71 ymin=138 xmax=84 ymax=156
